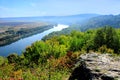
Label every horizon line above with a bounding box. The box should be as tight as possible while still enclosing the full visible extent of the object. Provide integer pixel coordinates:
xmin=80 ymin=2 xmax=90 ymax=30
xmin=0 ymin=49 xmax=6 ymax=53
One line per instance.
xmin=1 ymin=13 xmax=119 ymax=18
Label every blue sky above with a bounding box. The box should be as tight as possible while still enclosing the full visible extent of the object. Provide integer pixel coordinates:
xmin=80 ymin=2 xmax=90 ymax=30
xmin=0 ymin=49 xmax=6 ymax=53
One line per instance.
xmin=0 ymin=0 xmax=120 ymax=17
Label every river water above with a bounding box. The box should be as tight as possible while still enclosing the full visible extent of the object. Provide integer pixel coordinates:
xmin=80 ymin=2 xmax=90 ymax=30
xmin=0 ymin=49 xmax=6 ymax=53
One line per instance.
xmin=0 ymin=24 xmax=69 ymax=56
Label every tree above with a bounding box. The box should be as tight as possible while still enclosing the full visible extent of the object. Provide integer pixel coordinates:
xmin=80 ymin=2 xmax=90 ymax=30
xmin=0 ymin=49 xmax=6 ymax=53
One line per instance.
xmin=7 ymin=53 xmax=19 ymax=63
xmin=94 ymin=26 xmax=120 ymax=53
xmin=94 ymin=28 xmax=105 ymax=50
xmin=105 ymin=27 xmax=120 ymax=53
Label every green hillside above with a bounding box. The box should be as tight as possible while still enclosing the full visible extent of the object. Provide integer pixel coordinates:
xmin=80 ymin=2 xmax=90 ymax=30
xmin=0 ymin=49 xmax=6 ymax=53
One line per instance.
xmin=42 ymin=14 xmax=120 ymax=41
xmin=0 ymin=26 xmax=120 ymax=80
xmin=80 ymin=14 xmax=120 ymax=31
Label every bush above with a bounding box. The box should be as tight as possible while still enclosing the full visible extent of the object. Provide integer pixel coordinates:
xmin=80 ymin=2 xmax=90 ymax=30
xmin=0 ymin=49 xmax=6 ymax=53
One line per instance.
xmin=0 ymin=56 xmax=5 ymax=66
xmin=98 ymin=45 xmax=114 ymax=53
xmin=94 ymin=26 xmax=120 ymax=53
xmin=7 ymin=53 xmax=19 ymax=64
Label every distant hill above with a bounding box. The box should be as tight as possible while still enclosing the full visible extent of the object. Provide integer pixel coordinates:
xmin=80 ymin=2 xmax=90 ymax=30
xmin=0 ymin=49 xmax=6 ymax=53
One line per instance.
xmin=0 ymin=22 xmax=32 ymax=27
xmin=42 ymin=14 xmax=120 ymax=40
xmin=0 ymin=14 xmax=99 ymax=24
xmin=80 ymin=14 xmax=120 ymax=31
xmin=2 ymin=14 xmax=120 ymax=31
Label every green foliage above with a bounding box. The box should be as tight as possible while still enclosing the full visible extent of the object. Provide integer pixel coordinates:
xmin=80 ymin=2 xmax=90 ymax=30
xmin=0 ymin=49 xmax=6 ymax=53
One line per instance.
xmin=94 ymin=26 xmax=120 ymax=53
xmin=0 ymin=56 xmax=5 ymax=66
xmin=1 ymin=26 xmax=120 ymax=79
xmin=81 ymin=14 xmax=120 ymax=31
xmin=42 ymin=24 xmax=81 ymax=41
xmin=69 ymin=31 xmax=84 ymax=51
xmin=23 ymin=37 xmax=68 ymax=66
xmin=0 ymin=64 xmax=14 ymax=79
xmin=24 ymin=41 xmax=49 ymax=64
xmin=7 ymin=53 xmax=19 ymax=63
xmin=23 ymin=70 xmax=38 ymax=80
xmin=94 ymin=28 xmax=106 ymax=49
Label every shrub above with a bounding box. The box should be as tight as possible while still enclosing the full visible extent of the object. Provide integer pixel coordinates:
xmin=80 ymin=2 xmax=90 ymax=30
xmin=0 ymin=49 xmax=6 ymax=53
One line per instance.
xmin=94 ymin=26 xmax=120 ymax=53
xmin=7 ymin=53 xmax=19 ymax=63
xmin=0 ymin=56 xmax=5 ymax=66
xmin=98 ymin=45 xmax=114 ymax=53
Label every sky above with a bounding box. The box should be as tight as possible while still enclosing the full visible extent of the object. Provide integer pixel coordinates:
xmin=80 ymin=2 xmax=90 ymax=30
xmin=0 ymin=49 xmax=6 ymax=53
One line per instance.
xmin=0 ymin=0 xmax=120 ymax=17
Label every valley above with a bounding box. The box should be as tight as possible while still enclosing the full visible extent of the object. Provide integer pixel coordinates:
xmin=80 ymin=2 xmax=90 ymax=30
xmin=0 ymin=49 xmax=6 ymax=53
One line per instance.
xmin=1 ymin=0 xmax=120 ymax=80
xmin=0 ymin=22 xmax=53 ymax=46
xmin=0 ymin=14 xmax=120 ymax=80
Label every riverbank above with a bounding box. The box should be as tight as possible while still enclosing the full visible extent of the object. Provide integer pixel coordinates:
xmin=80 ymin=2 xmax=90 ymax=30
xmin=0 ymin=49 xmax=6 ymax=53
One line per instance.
xmin=0 ymin=24 xmax=54 ymax=46
xmin=0 ymin=24 xmax=69 ymax=56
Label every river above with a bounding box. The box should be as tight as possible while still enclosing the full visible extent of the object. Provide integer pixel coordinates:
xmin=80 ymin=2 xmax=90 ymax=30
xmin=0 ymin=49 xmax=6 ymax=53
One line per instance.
xmin=0 ymin=24 xmax=69 ymax=56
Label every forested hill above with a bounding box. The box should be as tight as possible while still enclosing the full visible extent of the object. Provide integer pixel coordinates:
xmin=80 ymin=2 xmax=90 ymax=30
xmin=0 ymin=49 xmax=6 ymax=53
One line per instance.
xmin=0 ymin=27 xmax=120 ymax=79
xmin=42 ymin=14 xmax=120 ymax=40
xmin=80 ymin=14 xmax=120 ymax=31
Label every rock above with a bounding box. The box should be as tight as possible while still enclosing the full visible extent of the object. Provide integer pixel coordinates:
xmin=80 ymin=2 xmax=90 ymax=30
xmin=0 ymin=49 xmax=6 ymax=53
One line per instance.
xmin=69 ymin=53 xmax=120 ymax=80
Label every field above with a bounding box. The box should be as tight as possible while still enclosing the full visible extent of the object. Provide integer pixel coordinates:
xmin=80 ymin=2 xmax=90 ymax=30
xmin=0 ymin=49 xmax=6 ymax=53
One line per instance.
xmin=0 ymin=22 xmax=53 ymax=46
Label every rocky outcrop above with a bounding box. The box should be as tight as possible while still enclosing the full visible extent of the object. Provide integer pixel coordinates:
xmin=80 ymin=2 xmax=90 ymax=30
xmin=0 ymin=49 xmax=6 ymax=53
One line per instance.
xmin=69 ymin=53 xmax=120 ymax=80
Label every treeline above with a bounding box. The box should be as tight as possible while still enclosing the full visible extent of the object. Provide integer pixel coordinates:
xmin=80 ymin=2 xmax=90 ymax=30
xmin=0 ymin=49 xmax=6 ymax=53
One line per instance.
xmin=0 ymin=25 xmax=53 ymax=46
xmin=42 ymin=24 xmax=81 ymax=40
xmin=0 ymin=26 xmax=120 ymax=79
xmin=80 ymin=14 xmax=120 ymax=31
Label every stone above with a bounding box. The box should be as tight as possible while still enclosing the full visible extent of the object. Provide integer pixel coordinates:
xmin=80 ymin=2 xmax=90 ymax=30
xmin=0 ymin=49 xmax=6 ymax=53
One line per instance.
xmin=68 ymin=53 xmax=120 ymax=80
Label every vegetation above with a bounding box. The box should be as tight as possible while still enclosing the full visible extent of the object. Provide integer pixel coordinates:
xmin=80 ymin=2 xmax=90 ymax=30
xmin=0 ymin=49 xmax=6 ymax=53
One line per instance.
xmin=0 ymin=22 xmax=53 ymax=46
xmin=1 ymin=14 xmax=120 ymax=46
xmin=80 ymin=14 xmax=120 ymax=31
xmin=42 ymin=24 xmax=81 ymax=40
xmin=0 ymin=26 xmax=120 ymax=79
xmin=94 ymin=26 xmax=120 ymax=53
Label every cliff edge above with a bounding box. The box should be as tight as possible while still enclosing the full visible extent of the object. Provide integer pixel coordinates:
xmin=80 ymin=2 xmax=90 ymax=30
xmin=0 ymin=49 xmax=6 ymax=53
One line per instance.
xmin=69 ymin=53 xmax=120 ymax=80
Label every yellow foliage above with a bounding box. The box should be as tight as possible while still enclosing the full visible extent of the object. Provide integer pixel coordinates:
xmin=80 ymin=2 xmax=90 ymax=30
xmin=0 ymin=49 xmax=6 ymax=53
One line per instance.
xmin=98 ymin=45 xmax=114 ymax=53
xmin=12 ymin=69 xmax=22 ymax=79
